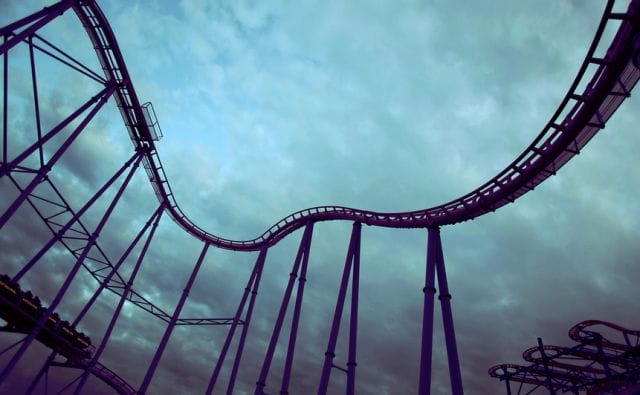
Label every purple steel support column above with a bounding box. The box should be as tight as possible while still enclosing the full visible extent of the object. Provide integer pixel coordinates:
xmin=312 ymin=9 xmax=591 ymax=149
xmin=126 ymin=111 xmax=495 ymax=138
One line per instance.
xmin=226 ymin=248 xmax=267 ymax=395
xmin=537 ymin=337 xmax=556 ymax=395
xmin=318 ymin=222 xmax=361 ymax=395
xmin=73 ymin=206 xmax=165 ymax=394
xmin=433 ymin=228 xmax=463 ymax=395
xmin=0 ymin=0 xmax=75 ymax=51
xmin=0 ymin=84 xmax=115 ymax=177
xmin=28 ymin=35 xmax=44 ymax=167
xmin=633 ymin=30 xmax=640 ymax=69
xmin=0 ymin=151 xmax=142 ymax=384
xmin=11 ymin=150 xmax=142 ymax=282
xmin=255 ymin=223 xmax=314 ymax=395
xmin=419 ymin=228 xmax=438 ymax=395
xmin=280 ymin=222 xmax=315 ymax=395
xmin=206 ymin=247 xmax=269 ymax=395
xmin=0 ymin=83 xmax=116 ymax=229
xmin=346 ymin=222 xmax=361 ymax=395
xmin=2 ymin=35 xmax=7 ymax=165
xmin=594 ymin=334 xmax=612 ymax=378
xmin=138 ymin=242 xmax=211 ymax=395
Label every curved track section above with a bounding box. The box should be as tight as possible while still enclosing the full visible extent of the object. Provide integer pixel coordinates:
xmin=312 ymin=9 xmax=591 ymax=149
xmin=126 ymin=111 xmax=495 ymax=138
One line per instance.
xmin=62 ymin=361 xmax=136 ymax=395
xmin=489 ymin=320 xmax=640 ymax=394
xmin=75 ymin=0 xmax=640 ymax=251
xmin=569 ymin=319 xmax=640 ymax=348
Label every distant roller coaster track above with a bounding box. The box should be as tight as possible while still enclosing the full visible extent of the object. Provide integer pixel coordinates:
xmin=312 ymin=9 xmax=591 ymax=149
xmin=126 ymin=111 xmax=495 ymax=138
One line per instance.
xmin=69 ymin=0 xmax=640 ymax=251
xmin=488 ymin=320 xmax=640 ymax=394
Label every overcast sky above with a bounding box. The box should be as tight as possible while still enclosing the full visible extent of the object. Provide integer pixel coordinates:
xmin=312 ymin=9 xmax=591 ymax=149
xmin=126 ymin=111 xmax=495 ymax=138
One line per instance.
xmin=1 ymin=0 xmax=640 ymax=394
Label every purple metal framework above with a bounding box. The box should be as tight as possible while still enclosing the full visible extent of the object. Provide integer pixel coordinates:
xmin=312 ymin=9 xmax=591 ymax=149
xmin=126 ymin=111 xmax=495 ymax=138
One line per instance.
xmin=488 ymin=320 xmax=640 ymax=394
xmin=0 ymin=0 xmax=639 ymax=393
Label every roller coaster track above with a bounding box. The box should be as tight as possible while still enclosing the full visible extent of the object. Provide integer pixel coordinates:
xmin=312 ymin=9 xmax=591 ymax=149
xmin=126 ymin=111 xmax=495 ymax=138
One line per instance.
xmin=71 ymin=0 xmax=640 ymax=251
xmin=1 ymin=0 xmax=640 ymax=393
xmin=489 ymin=320 xmax=640 ymax=394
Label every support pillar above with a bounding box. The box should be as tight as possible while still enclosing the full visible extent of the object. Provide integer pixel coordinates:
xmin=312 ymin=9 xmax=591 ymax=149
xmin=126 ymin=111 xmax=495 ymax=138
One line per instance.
xmin=504 ymin=378 xmax=512 ymax=395
xmin=226 ymin=248 xmax=267 ymax=395
xmin=419 ymin=227 xmax=463 ymax=395
xmin=434 ymin=229 xmax=463 ymax=395
xmin=280 ymin=222 xmax=314 ymax=394
xmin=537 ymin=338 xmax=556 ymax=395
xmin=28 ymin=35 xmax=44 ymax=168
xmin=206 ymin=247 xmax=268 ymax=395
xmin=138 ymin=242 xmax=210 ymax=394
xmin=346 ymin=222 xmax=361 ymax=395
xmin=2 ymin=34 xmax=7 ymax=165
xmin=318 ymin=221 xmax=361 ymax=395
xmin=0 ymin=83 xmax=116 ymax=229
xmin=0 ymin=84 xmax=115 ymax=178
xmin=419 ymin=228 xmax=438 ymax=395
xmin=255 ymin=222 xmax=314 ymax=395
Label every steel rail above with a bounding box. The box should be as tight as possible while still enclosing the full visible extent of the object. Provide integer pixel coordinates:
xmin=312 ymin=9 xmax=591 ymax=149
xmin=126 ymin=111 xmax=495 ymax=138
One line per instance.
xmin=489 ymin=320 xmax=640 ymax=393
xmin=70 ymin=0 xmax=640 ymax=251
xmin=569 ymin=319 xmax=640 ymax=346
xmin=49 ymin=360 xmax=136 ymax=395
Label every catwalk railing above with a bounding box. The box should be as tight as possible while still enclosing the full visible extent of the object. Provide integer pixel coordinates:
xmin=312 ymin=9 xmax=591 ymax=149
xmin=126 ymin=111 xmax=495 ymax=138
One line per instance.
xmin=1 ymin=0 xmax=639 ymax=393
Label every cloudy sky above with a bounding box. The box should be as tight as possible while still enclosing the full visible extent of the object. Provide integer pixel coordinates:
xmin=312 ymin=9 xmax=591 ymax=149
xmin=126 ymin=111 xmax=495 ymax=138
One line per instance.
xmin=1 ymin=0 xmax=640 ymax=394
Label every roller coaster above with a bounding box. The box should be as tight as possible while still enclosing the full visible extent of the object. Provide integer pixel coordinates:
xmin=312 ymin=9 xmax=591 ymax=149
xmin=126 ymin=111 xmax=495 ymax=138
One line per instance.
xmin=0 ymin=274 xmax=92 ymax=359
xmin=0 ymin=0 xmax=639 ymax=394
xmin=489 ymin=320 xmax=640 ymax=394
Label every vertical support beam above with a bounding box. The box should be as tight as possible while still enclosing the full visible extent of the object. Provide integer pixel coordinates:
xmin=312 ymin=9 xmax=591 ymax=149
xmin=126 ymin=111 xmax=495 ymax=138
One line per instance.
xmin=433 ymin=228 xmax=463 ymax=395
xmin=280 ymin=222 xmax=315 ymax=394
xmin=207 ymin=246 xmax=269 ymax=395
xmin=255 ymin=223 xmax=314 ymax=395
xmin=419 ymin=228 xmax=438 ymax=395
xmin=0 ymin=83 xmax=116 ymax=229
xmin=504 ymin=378 xmax=512 ymax=395
xmin=28 ymin=35 xmax=44 ymax=167
xmin=632 ymin=31 xmax=640 ymax=69
xmin=2 ymin=34 xmax=7 ymax=165
xmin=226 ymin=247 xmax=267 ymax=395
xmin=594 ymin=334 xmax=612 ymax=378
xmin=138 ymin=242 xmax=210 ymax=394
xmin=346 ymin=222 xmax=361 ymax=395
xmin=0 ymin=151 xmax=142 ymax=384
xmin=73 ymin=206 xmax=164 ymax=394
xmin=318 ymin=222 xmax=361 ymax=395
xmin=0 ymin=84 xmax=115 ymax=177
xmin=537 ymin=338 xmax=556 ymax=395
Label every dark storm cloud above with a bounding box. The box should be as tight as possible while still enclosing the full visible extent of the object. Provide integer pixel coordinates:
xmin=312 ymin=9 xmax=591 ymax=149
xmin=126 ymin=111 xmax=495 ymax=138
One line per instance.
xmin=1 ymin=1 xmax=640 ymax=394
